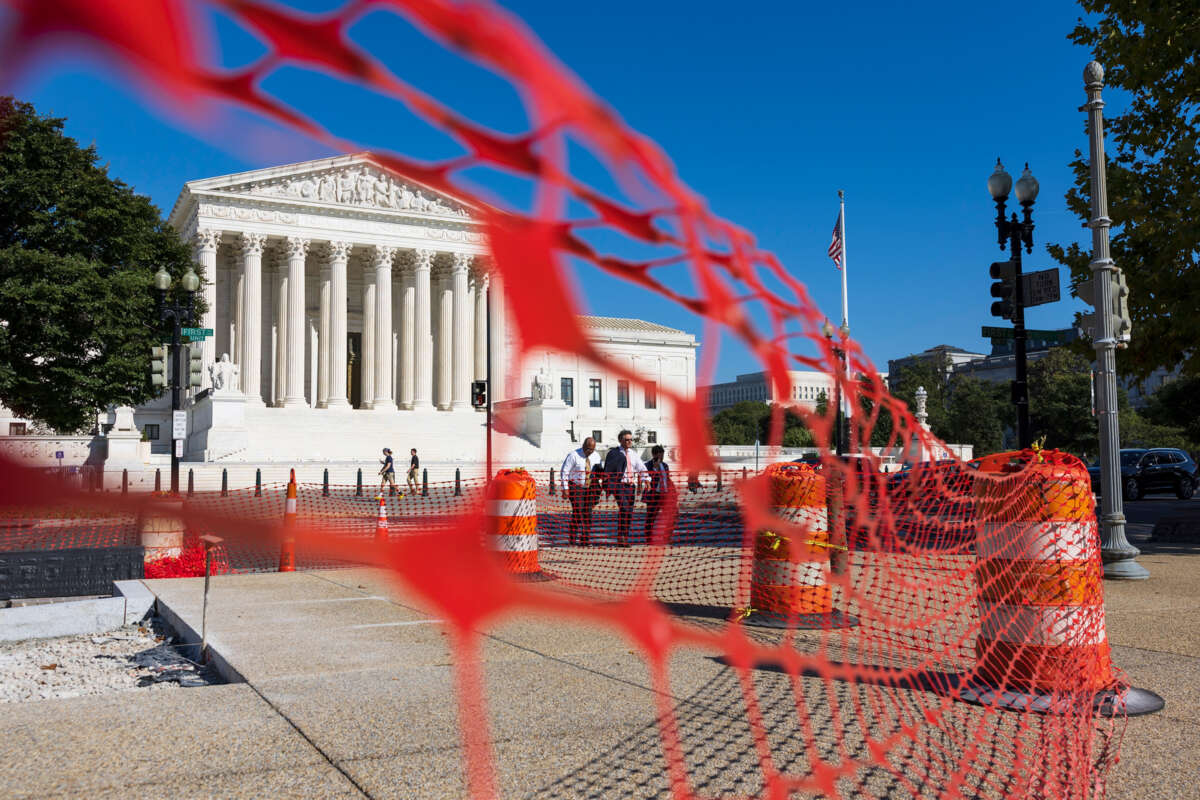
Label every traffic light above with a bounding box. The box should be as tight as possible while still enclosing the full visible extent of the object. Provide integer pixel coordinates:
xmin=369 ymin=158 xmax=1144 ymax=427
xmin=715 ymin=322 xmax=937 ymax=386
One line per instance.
xmin=471 ymin=379 xmax=487 ymax=408
xmin=188 ymin=346 xmax=204 ymax=388
xmin=989 ymin=260 xmax=1016 ymax=319
xmin=150 ymin=345 xmax=168 ymax=388
xmin=1077 ymin=269 xmax=1133 ymax=344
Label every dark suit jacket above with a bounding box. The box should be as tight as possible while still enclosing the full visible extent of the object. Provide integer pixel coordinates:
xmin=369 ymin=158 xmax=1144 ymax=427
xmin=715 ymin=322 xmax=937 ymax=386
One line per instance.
xmin=603 ymin=447 xmax=630 ymax=495
xmin=644 ymin=460 xmax=671 ymax=494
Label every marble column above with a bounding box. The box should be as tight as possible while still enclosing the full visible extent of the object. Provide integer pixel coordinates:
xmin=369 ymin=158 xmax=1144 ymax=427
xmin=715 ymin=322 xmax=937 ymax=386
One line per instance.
xmin=325 ymin=241 xmax=352 ymax=408
xmin=273 ymin=255 xmax=288 ymax=406
xmin=361 ymin=261 xmax=376 ymax=409
xmin=283 ymin=236 xmax=310 ymax=407
xmin=488 ymin=272 xmax=506 ymax=403
xmin=192 ymin=229 xmax=220 ymax=390
xmin=437 ymin=267 xmax=453 ymax=410
xmin=372 ymin=245 xmax=396 ymax=410
xmin=451 ymin=253 xmax=471 ymax=410
xmin=412 ymin=250 xmax=434 ymax=410
xmin=238 ymin=232 xmax=266 ymax=404
xmin=473 ymin=270 xmax=488 ymax=383
xmin=317 ymin=261 xmax=331 ymax=407
xmin=399 ymin=264 xmax=415 ymax=409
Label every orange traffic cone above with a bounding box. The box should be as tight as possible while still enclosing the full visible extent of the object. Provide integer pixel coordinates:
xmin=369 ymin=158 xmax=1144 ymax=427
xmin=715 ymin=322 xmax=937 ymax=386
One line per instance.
xmin=279 ymin=469 xmax=297 ymax=573
xmin=374 ymin=495 xmax=388 ymax=545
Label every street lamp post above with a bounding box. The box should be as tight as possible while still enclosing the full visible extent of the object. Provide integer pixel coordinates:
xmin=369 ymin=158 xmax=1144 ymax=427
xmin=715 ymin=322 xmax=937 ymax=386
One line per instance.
xmin=153 ymin=266 xmax=200 ymax=495
xmin=822 ymin=319 xmax=851 ymax=455
xmin=987 ymin=159 xmax=1039 ymax=450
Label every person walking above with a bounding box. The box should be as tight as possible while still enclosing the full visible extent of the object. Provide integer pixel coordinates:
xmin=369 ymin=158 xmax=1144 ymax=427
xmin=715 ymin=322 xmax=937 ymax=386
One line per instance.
xmin=379 ymin=448 xmax=398 ymax=495
xmin=561 ymin=437 xmax=600 ymax=546
xmin=642 ymin=445 xmax=677 ymax=543
xmin=406 ymin=448 xmax=420 ymax=494
xmin=603 ymin=429 xmax=647 ymax=547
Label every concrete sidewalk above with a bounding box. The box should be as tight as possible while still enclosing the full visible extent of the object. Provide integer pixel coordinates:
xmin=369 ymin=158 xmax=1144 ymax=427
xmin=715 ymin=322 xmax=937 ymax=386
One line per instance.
xmin=1 ymin=552 xmax=1196 ymax=799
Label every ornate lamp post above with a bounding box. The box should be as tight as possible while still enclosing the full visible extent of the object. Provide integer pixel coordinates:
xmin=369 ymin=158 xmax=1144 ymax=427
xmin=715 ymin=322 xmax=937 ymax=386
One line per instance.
xmin=987 ymin=159 xmax=1039 ymax=449
xmin=153 ymin=265 xmax=200 ymax=495
xmin=822 ymin=318 xmax=850 ymax=455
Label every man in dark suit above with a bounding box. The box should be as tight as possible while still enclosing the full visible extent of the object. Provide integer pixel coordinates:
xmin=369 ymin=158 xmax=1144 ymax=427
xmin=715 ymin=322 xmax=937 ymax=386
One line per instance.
xmin=603 ymin=429 xmax=647 ymax=546
xmin=642 ymin=445 xmax=676 ymax=543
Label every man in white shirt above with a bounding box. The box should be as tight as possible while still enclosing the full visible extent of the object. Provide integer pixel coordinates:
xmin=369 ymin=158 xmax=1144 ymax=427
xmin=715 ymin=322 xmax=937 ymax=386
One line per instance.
xmin=602 ymin=429 xmax=648 ymax=546
xmin=561 ymin=437 xmax=600 ymax=546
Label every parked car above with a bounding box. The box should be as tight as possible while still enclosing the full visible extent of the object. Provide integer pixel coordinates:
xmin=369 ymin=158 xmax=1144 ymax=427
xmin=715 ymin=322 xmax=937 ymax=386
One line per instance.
xmin=1088 ymin=448 xmax=1198 ymax=501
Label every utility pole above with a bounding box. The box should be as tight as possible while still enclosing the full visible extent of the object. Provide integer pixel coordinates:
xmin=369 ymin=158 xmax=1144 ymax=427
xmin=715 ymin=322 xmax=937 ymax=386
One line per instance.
xmin=1081 ymin=61 xmax=1147 ymax=579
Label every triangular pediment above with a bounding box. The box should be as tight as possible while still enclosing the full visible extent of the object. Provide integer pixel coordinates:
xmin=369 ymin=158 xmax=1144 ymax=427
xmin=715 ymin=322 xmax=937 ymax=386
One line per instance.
xmin=182 ymin=153 xmax=473 ymax=221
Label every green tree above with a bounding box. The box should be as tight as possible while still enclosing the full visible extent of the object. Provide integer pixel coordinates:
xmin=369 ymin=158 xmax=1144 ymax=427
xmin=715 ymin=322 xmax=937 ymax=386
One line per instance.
xmin=887 ymin=352 xmax=952 ymax=436
xmin=944 ymin=376 xmax=1007 ymax=456
xmin=0 ymin=97 xmax=195 ymax=432
xmin=1048 ymin=2 xmax=1200 ymax=379
xmin=711 ymin=401 xmax=769 ymax=445
xmin=1140 ymin=375 xmax=1200 ymax=447
xmin=1027 ymin=348 xmax=1096 ymax=455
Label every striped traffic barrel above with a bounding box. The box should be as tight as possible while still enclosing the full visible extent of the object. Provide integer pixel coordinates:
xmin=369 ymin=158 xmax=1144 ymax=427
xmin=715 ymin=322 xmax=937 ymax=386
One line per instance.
xmin=964 ymin=449 xmax=1162 ymax=715
xmin=487 ymin=469 xmax=550 ymax=581
xmin=744 ymin=462 xmax=855 ymax=629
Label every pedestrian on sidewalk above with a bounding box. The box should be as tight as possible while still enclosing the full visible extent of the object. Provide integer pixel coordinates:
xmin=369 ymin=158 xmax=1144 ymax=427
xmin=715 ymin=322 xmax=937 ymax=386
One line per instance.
xmin=379 ymin=448 xmax=398 ymax=495
xmin=561 ymin=437 xmax=600 ymax=546
xmin=603 ymin=429 xmax=647 ymax=547
xmin=406 ymin=448 xmax=420 ymax=494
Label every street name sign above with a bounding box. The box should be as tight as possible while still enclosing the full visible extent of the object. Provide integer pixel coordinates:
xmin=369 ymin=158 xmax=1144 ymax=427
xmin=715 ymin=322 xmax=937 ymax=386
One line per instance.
xmin=181 ymin=327 xmax=213 ymax=338
xmin=172 ymin=410 xmax=187 ymax=440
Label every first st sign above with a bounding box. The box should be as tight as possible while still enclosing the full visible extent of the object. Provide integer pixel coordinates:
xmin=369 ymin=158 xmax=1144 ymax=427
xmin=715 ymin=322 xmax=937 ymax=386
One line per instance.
xmin=181 ymin=327 xmax=213 ymax=339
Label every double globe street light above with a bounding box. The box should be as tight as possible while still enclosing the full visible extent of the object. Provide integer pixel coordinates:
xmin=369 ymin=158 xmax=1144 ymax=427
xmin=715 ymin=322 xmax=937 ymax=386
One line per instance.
xmin=987 ymin=158 xmax=1039 ymax=450
xmin=153 ymin=265 xmax=200 ymax=495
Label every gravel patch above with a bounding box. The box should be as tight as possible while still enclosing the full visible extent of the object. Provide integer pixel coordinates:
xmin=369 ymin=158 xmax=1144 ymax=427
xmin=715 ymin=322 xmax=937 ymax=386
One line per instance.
xmin=0 ymin=615 xmax=221 ymax=704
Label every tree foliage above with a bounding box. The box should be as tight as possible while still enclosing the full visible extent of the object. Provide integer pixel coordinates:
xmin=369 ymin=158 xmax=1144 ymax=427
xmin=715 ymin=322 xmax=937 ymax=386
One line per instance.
xmin=1048 ymin=2 xmax=1200 ymax=379
xmin=0 ymin=97 xmax=195 ymax=432
xmin=710 ymin=401 xmax=814 ymax=447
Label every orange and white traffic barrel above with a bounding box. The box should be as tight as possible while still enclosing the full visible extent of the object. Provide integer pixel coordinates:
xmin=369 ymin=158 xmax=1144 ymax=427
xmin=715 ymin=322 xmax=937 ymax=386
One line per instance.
xmin=743 ymin=462 xmax=855 ymax=629
xmin=374 ymin=495 xmax=388 ymax=545
xmin=486 ymin=469 xmax=550 ymax=581
xmin=279 ymin=469 xmax=297 ymax=572
xmin=965 ymin=449 xmax=1162 ymax=715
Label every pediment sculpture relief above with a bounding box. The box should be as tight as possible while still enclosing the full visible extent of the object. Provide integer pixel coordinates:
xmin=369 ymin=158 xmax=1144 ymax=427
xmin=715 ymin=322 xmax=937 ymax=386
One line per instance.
xmin=218 ymin=166 xmax=470 ymax=218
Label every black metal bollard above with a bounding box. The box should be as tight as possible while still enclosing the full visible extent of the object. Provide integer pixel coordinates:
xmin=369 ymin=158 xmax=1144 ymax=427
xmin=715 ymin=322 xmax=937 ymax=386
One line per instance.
xmin=742 ymin=467 xmax=748 ymax=481
xmin=154 ymin=469 xmax=161 ymax=493
xmin=716 ymin=468 xmax=722 ymax=492
xmin=422 ymin=468 xmax=429 ymax=497
xmin=323 ymin=468 xmax=330 ymax=497
xmin=221 ymin=468 xmax=228 ymax=497
xmin=187 ymin=469 xmax=194 ymax=497
xmin=549 ymin=468 xmax=556 ymax=496
xmin=255 ymin=468 xmax=262 ymax=497
xmin=455 ymin=468 xmax=462 ymax=497
xmin=355 ymin=468 xmax=363 ymax=497
xmin=122 ymin=469 xmax=128 ymax=495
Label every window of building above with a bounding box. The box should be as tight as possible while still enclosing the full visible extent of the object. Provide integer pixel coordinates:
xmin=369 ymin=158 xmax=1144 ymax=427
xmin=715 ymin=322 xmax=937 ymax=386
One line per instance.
xmin=589 ymin=379 xmax=602 ymax=407
xmin=592 ymin=430 xmax=603 ymax=443
xmin=647 ymin=430 xmax=657 ymax=444
xmin=645 ymin=381 xmax=657 ymax=409
xmin=561 ymin=377 xmax=574 ymax=407
xmin=8 ymin=422 xmax=27 ymax=436
xmin=143 ymin=424 xmax=160 ymax=442
xmin=617 ymin=380 xmax=630 ymax=408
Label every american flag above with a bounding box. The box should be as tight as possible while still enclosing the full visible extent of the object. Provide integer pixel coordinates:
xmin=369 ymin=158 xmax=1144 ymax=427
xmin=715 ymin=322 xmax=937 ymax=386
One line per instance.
xmin=827 ymin=210 xmax=843 ymax=270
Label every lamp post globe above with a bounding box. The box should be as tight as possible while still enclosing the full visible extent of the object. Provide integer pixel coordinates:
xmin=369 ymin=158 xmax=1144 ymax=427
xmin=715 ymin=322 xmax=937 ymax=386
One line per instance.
xmin=987 ymin=159 xmax=1012 ymax=201
xmin=154 ymin=267 xmax=172 ymax=292
xmin=181 ymin=267 xmax=200 ymax=294
xmin=1014 ymin=163 xmax=1040 ymax=206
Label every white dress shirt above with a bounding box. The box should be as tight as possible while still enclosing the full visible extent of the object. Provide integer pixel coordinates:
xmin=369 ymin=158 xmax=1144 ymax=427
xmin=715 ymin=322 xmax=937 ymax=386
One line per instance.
xmin=561 ymin=448 xmax=600 ymax=487
xmin=617 ymin=447 xmax=648 ymax=484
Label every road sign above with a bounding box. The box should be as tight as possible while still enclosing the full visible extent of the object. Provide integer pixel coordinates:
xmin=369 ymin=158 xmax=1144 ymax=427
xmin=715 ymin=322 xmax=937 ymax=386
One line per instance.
xmin=982 ymin=326 xmax=1072 ymax=345
xmin=172 ymin=410 xmax=187 ymax=440
xmin=174 ymin=439 xmax=183 ymax=458
xmin=1021 ymin=268 xmax=1060 ymax=308
xmin=981 ymin=326 xmax=1012 ymax=339
xmin=181 ymin=327 xmax=213 ymax=338
xmin=54 ymin=450 xmax=64 ymax=460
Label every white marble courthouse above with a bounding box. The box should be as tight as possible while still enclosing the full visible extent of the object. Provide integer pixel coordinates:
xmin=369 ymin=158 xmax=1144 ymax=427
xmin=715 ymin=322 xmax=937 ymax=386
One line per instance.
xmin=116 ymin=153 xmax=698 ymax=468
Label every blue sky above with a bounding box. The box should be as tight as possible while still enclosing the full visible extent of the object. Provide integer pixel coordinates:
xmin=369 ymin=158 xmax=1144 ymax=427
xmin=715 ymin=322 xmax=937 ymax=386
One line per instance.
xmin=3 ymin=0 xmax=1110 ymax=382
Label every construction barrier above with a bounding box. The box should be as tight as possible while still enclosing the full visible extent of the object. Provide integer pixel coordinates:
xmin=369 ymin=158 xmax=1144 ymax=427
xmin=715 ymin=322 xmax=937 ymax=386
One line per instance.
xmin=743 ymin=463 xmax=855 ymax=629
xmin=967 ymin=449 xmax=1163 ymax=715
xmin=138 ymin=498 xmax=185 ymax=563
xmin=486 ymin=469 xmax=550 ymax=581
xmin=374 ymin=494 xmax=388 ymax=545
xmin=279 ymin=470 xmax=297 ymax=573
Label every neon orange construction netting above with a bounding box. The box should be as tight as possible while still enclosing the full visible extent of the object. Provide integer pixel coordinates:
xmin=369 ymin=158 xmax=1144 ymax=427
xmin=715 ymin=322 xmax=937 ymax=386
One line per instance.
xmin=0 ymin=2 xmax=1132 ymax=798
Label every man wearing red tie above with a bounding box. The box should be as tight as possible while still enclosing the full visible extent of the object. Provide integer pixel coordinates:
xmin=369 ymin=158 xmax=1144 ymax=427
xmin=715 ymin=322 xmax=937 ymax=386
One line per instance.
xmin=603 ymin=429 xmax=647 ymax=547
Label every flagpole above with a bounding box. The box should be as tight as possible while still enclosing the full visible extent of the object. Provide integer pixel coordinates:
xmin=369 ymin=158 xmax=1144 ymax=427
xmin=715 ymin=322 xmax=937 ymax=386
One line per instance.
xmin=837 ymin=190 xmax=851 ymax=426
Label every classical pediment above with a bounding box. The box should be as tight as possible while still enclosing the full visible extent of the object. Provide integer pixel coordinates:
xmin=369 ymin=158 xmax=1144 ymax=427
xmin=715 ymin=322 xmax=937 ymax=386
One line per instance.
xmin=185 ymin=155 xmax=473 ymax=221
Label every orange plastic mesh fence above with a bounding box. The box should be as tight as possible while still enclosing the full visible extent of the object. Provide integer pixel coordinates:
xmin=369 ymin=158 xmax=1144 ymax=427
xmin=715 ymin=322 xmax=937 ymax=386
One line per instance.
xmin=0 ymin=1 xmax=1129 ymax=797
